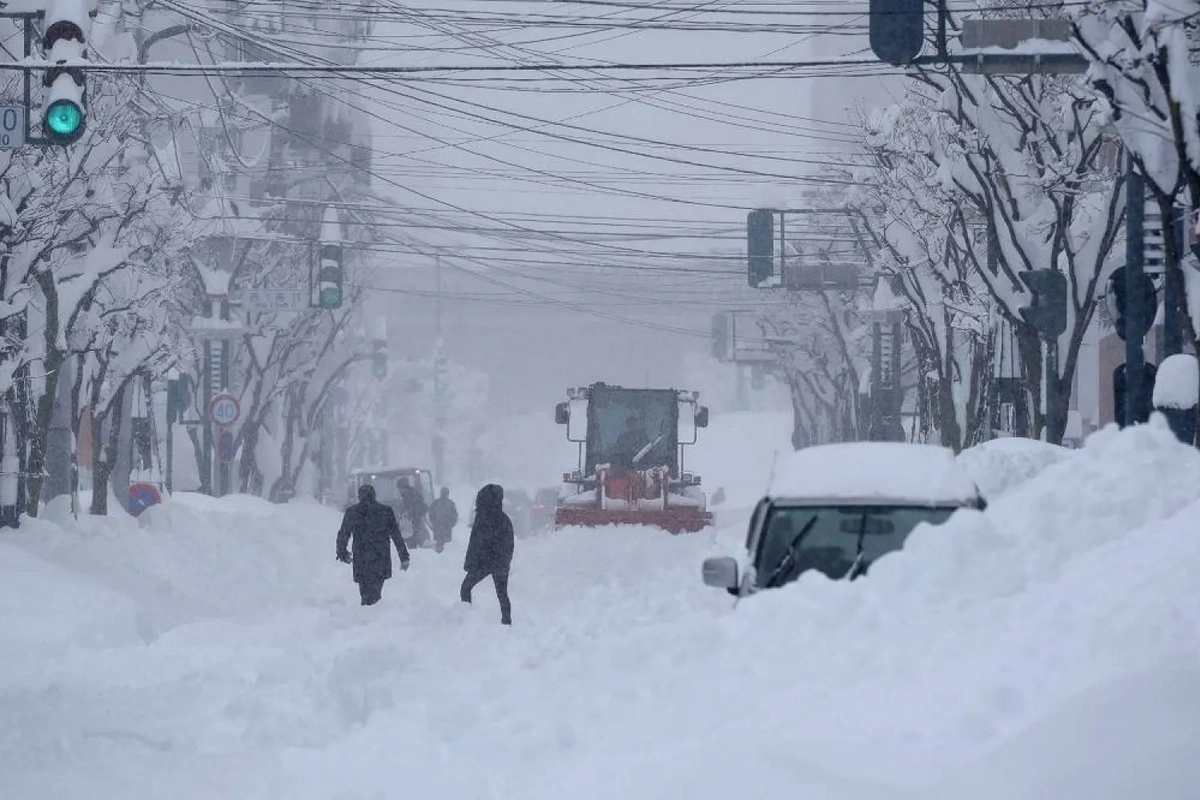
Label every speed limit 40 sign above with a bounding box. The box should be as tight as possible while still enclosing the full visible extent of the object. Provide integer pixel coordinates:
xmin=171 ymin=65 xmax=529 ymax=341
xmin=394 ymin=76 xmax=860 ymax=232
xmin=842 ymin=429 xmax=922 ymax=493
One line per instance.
xmin=0 ymin=104 xmax=26 ymax=149
xmin=208 ymin=392 xmax=241 ymax=427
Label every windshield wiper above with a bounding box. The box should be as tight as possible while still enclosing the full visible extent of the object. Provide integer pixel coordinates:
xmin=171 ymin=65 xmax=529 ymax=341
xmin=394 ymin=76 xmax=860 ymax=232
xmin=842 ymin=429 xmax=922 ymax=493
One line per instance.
xmin=632 ymin=433 xmax=666 ymax=465
xmin=762 ymin=516 xmax=818 ymax=588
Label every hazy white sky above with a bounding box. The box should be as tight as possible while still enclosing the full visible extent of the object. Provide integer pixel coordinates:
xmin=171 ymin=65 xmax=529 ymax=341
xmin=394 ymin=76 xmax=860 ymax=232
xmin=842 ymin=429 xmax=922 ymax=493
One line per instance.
xmin=356 ymin=1 xmax=901 ymax=413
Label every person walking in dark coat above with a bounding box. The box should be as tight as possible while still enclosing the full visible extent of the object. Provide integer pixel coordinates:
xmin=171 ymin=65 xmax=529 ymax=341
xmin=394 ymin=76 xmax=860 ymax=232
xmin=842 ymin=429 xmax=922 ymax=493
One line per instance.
xmin=461 ymin=483 xmax=514 ymax=625
xmin=428 ymin=487 xmax=458 ymax=554
xmin=337 ymin=484 xmax=411 ymax=606
xmin=397 ymin=478 xmax=431 ymax=547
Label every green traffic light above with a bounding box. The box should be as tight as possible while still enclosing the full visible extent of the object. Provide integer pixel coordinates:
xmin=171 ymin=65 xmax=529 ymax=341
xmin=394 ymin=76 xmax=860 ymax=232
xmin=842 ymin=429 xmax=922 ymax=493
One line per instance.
xmin=45 ymin=99 xmax=83 ymax=140
xmin=319 ymin=286 xmax=342 ymax=308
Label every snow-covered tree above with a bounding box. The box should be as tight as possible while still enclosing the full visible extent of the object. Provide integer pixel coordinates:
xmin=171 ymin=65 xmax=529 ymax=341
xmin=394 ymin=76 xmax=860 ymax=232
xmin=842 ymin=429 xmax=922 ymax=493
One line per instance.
xmin=758 ymin=287 xmax=871 ymax=448
xmin=856 ymin=104 xmax=995 ymax=451
xmin=872 ymin=65 xmax=1125 ymax=443
xmin=1073 ymin=1 xmax=1200 ymax=431
xmin=0 ymin=64 xmax=193 ymax=516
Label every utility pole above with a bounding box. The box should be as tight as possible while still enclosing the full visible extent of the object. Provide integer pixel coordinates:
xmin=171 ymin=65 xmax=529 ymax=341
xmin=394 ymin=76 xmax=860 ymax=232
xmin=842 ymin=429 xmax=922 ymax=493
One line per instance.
xmin=432 ymin=252 xmax=447 ymax=485
xmin=1124 ymin=158 xmax=1150 ymax=427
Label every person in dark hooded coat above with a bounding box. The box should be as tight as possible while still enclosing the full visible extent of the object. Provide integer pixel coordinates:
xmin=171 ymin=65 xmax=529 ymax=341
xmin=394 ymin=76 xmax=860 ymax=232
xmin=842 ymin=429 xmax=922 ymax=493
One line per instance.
xmin=337 ymin=484 xmax=411 ymax=605
xmin=461 ymin=483 xmax=514 ymax=625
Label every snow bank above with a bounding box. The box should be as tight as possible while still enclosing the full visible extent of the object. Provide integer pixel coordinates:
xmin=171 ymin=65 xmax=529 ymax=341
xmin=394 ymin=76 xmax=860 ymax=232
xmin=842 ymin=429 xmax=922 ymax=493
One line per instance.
xmin=2 ymin=421 xmax=1199 ymax=799
xmin=3 ymin=492 xmax=348 ymax=640
xmin=956 ymin=436 xmax=1072 ymax=498
xmin=0 ymin=533 xmax=143 ymax=670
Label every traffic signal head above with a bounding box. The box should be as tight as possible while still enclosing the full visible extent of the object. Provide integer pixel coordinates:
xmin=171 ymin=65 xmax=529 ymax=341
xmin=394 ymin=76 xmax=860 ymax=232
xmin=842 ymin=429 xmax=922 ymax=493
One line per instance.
xmin=869 ymin=0 xmax=925 ymax=66
xmin=747 ymin=209 xmax=774 ymax=288
xmin=1018 ymin=269 xmax=1068 ymax=339
xmin=42 ymin=2 xmax=87 ymax=145
xmin=1105 ymin=266 xmax=1158 ymax=342
xmin=317 ymin=244 xmax=343 ymax=309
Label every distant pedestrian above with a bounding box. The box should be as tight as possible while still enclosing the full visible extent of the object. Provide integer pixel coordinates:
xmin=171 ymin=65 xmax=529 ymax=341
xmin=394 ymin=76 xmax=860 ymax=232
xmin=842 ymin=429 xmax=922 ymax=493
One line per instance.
xmin=337 ymin=484 xmax=410 ymax=606
xmin=397 ymin=478 xmax=431 ymax=547
xmin=461 ymin=483 xmax=514 ymax=625
xmin=428 ymin=486 xmax=459 ymax=554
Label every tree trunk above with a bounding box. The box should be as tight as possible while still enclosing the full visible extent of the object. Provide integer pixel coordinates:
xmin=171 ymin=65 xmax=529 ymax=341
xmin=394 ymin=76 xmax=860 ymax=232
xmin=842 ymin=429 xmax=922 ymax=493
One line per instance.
xmin=24 ymin=349 xmax=66 ymax=517
xmin=238 ymin=416 xmax=263 ymax=494
xmin=269 ymin=388 xmax=302 ymax=502
xmin=90 ymin=382 xmax=128 ymax=516
xmin=1015 ymin=325 xmax=1044 ymax=441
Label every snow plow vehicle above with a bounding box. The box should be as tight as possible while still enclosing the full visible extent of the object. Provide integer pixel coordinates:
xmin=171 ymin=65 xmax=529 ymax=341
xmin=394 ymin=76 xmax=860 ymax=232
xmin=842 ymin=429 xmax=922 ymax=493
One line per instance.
xmin=553 ymin=382 xmax=712 ymax=533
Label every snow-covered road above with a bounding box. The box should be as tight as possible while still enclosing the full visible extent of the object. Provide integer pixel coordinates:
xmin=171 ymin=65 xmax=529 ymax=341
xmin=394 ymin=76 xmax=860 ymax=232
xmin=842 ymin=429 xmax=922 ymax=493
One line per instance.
xmin=3 ymin=420 xmax=1200 ymax=799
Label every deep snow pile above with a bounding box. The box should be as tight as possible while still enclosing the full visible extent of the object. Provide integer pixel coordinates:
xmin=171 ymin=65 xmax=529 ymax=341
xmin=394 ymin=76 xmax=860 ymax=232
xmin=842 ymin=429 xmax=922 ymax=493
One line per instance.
xmin=956 ymin=435 xmax=1072 ymax=498
xmin=2 ymin=421 xmax=1199 ymax=799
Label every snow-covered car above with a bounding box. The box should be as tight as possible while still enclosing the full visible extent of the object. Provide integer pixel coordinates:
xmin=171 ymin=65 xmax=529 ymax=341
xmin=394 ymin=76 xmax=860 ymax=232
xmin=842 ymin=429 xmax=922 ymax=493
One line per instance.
xmin=702 ymin=442 xmax=985 ymax=596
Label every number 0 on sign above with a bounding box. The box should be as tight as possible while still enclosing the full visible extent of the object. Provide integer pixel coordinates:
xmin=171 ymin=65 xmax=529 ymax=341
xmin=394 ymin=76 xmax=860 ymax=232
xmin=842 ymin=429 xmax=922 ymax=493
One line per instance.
xmin=208 ymin=393 xmax=241 ymax=426
xmin=0 ymin=105 xmax=26 ymax=149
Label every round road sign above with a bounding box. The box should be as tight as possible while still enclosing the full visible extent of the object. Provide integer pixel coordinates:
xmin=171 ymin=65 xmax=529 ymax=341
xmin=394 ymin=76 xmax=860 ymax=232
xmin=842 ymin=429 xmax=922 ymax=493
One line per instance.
xmin=208 ymin=392 xmax=241 ymax=427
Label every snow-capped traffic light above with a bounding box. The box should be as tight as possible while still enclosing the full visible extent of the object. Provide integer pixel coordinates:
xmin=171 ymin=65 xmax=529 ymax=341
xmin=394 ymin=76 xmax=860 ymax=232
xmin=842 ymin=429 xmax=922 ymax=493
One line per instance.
xmin=317 ymin=244 xmax=343 ymax=309
xmin=747 ymin=209 xmax=774 ymax=288
xmin=869 ymin=0 xmax=925 ymax=66
xmin=42 ymin=0 xmax=88 ymax=145
xmin=1018 ymin=269 xmax=1067 ymax=339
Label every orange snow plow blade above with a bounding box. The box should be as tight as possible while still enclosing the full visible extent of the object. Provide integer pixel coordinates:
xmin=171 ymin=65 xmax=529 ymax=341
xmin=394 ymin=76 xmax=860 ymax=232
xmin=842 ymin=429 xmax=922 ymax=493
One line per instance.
xmin=553 ymin=506 xmax=712 ymax=534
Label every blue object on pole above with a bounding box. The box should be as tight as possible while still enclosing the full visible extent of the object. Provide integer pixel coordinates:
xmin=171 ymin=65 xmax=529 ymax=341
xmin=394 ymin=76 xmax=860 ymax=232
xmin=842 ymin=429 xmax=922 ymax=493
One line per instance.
xmin=217 ymin=430 xmax=235 ymax=462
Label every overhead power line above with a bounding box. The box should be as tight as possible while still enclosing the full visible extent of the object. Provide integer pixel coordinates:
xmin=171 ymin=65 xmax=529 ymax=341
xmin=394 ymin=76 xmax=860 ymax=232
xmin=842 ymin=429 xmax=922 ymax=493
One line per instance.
xmin=2 ymin=56 xmax=892 ymax=77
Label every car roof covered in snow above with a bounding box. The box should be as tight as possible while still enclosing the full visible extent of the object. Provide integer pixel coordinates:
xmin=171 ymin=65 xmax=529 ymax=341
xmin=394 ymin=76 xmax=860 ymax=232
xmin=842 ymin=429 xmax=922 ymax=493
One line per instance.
xmin=768 ymin=442 xmax=982 ymax=507
xmin=349 ymin=466 xmax=429 ymax=477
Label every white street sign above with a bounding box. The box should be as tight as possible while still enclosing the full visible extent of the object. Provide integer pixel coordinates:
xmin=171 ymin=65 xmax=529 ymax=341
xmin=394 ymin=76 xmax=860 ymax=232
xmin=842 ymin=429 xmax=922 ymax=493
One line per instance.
xmin=0 ymin=104 xmax=26 ymax=149
xmin=208 ymin=392 xmax=241 ymax=427
xmin=239 ymin=288 xmax=309 ymax=312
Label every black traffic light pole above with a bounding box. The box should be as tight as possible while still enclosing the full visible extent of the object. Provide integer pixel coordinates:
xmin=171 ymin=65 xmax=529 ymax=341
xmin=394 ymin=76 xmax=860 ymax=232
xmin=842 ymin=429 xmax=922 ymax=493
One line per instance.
xmin=1125 ymin=158 xmax=1147 ymax=428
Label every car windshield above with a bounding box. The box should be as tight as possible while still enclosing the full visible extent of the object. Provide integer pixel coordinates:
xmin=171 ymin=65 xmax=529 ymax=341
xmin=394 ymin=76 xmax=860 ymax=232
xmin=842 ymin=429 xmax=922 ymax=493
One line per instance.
xmin=354 ymin=471 xmax=432 ymax=505
xmin=755 ymin=505 xmax=957 ymax=587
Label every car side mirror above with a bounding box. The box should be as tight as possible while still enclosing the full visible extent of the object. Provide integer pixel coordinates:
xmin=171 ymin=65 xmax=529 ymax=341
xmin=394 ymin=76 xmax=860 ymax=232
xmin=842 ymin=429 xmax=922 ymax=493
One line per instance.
xmin=695 ymin=406 xmax=709 ymax=428
xmin=702 ymin=556 xmax=739 ymax=591
xmin=555 ymin=402 xmax=569 ymax=425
